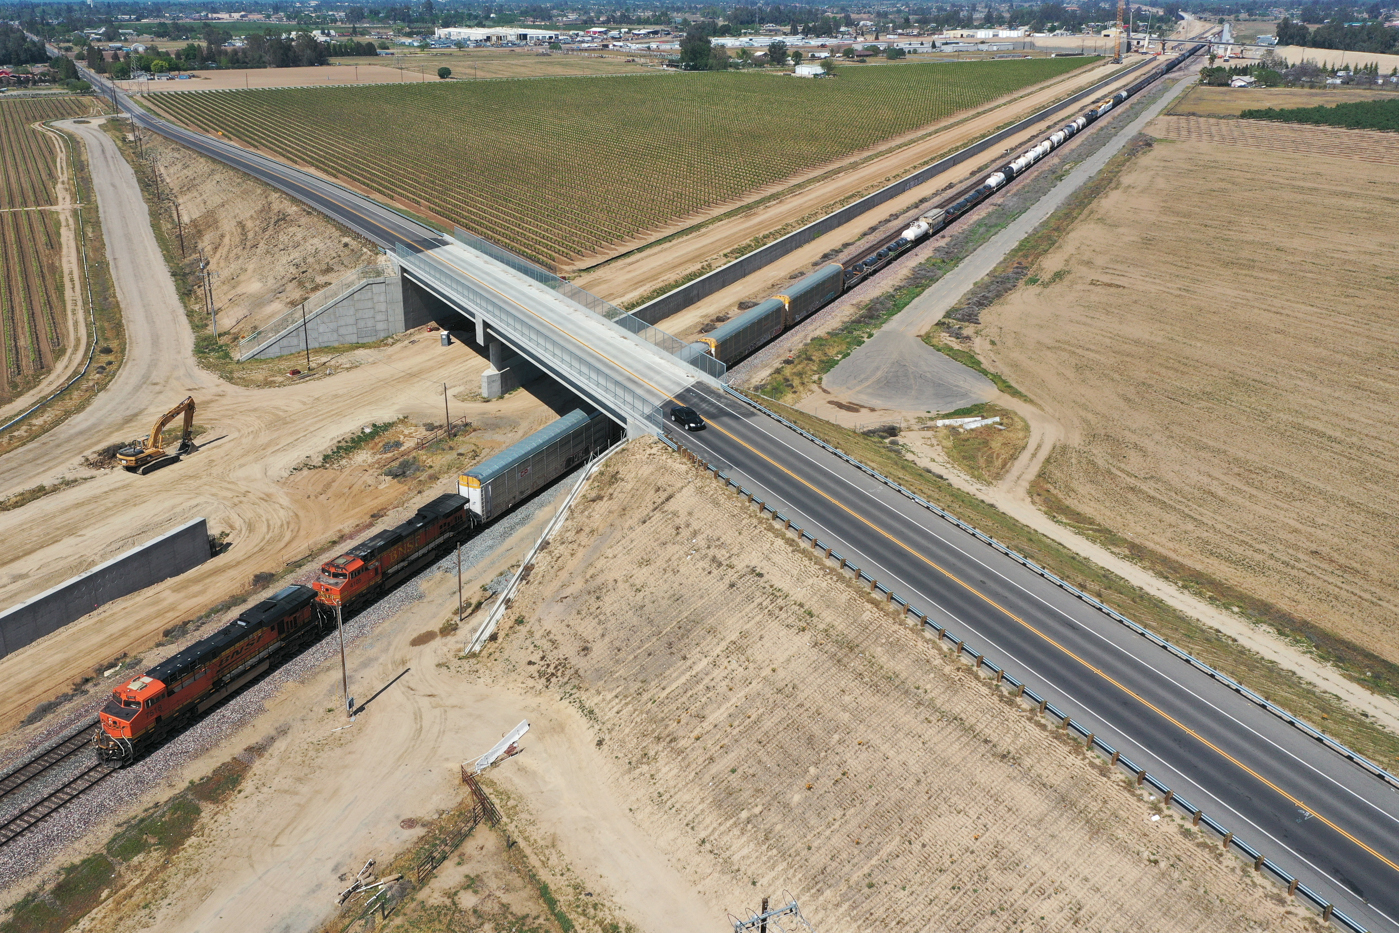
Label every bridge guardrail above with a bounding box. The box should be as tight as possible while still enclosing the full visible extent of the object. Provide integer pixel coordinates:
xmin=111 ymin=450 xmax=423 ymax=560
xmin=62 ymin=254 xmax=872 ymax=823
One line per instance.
xmin=396 ymin=244 xmax=656 ymax=425
xmin=452 ymin=229 xmax=726 ymax=381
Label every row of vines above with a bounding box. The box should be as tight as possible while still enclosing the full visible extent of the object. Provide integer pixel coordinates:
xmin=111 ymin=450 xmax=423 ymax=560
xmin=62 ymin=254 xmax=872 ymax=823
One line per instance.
xmin=149 ymin=58 xmax=1097 ymax=266
xmin=0 ymin=97 xmax=91 ymax=210
xmin=0 ymin=97 xmax=91 ymax=396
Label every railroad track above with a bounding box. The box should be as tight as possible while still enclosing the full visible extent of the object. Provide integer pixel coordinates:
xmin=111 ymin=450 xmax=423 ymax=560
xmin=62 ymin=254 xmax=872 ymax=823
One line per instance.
xmin=0 ymin=719 xmax=97 ymax=804
xmin=0 ymin=761 xmax=117 ymax=848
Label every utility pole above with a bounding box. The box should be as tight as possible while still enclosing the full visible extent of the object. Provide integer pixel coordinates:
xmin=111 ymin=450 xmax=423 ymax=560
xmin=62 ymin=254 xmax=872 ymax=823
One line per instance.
xmin=337 ymin=602 xmax=353 ymax=715
xmin=171 ymin=187 xmax=185 ymax=258
xmin=302 ymin=301 xmax=311 ymax=370
xmin=443 ymin=382 xmax=451 ymax=436
xmin=456 ymin=540 xmax=463 ymax=626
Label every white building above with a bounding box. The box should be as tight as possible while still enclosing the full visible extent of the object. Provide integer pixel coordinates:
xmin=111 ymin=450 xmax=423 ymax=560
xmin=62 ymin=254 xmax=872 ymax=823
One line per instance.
xmin=793 ymin=62 xmax=825 ymax=76
xmin=434 ymin=26 xmax=560 ymax=44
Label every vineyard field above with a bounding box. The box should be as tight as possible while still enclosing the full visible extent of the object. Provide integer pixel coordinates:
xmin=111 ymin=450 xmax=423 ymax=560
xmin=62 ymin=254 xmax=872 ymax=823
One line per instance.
xmin=0 ymin=98 xmax=91 ymax=209
xmin=0 ymin=97 xmax=92 ymax=398
xmin=149 ymin=58 xmax=1098 ymax=267
xmin=1241 ymin=96 xmax=1399 ymax=132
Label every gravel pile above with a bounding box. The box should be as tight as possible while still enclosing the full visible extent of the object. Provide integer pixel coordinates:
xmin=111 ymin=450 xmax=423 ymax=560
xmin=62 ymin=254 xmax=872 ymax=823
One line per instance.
xmin=0 ymin=476 xmax=573 ymax=891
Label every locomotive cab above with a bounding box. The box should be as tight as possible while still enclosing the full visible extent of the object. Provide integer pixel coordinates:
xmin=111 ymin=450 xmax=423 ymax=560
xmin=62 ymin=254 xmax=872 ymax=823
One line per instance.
xmin=313 ymin=554 xmax=374 ymax=606
xmin=97 ymin=674 xmax=170 ymax=760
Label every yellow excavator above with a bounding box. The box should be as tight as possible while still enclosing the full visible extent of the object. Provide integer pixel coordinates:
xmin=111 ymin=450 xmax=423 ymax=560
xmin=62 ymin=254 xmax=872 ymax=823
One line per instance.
xmin=117 ymin=396 xmax=197 ymax=474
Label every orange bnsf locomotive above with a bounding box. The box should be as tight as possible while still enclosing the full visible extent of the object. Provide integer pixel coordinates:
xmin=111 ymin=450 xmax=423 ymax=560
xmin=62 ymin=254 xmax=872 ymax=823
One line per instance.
xmin=97 ymin=584 xmax=322 ymax=762
xmin=312 ymin=493 xmax=473 ymax=611
xmin=97 ymin=494 xmax=472 ymax=764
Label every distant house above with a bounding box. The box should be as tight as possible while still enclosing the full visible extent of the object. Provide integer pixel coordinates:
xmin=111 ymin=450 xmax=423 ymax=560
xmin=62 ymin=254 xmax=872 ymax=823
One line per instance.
xmin=793 ymin=62 xmax=824 ymax=76
xmin=1229 ymin=75 xmax=1257 ymax=87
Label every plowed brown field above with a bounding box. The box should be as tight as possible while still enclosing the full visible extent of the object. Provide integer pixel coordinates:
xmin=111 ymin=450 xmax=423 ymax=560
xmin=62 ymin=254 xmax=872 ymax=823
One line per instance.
xmin=975 ymin=120 xmax=1399 ymax=664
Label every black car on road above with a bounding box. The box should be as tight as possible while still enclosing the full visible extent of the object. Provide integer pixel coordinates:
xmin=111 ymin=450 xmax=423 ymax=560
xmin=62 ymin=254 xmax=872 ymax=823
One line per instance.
xmin=669 ymin=406 xmax=706 ymax=431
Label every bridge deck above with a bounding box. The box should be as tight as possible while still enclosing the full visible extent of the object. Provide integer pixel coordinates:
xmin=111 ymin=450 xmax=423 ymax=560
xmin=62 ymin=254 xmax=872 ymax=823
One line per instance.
xmin=401 ymin=241 xmax=700 ymax=428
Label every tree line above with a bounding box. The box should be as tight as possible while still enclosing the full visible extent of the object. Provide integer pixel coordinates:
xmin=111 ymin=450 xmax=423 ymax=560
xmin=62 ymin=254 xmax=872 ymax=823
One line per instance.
xmin=0 ymin=23 xmax=48 ymax=65
xmin=1276 ymin=16 xmax=1399 ymax=54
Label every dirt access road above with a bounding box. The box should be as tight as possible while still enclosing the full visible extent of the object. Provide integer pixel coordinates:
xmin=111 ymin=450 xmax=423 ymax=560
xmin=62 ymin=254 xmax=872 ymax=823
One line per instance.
xmin=0 ymin=116 xmax=217 ymax=498
xmin=0 ymin=114 xmax=553 ymax=734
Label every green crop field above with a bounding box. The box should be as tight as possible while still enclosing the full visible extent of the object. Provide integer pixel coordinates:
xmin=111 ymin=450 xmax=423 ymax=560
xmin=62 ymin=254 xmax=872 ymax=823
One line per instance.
xmin=148 ymin=57 xmax=1099 ymax=267
xmin=1241 ymin=96 xmax=1399 ymax=132
xmin=0 ymin=97 xmax=93 ymax=398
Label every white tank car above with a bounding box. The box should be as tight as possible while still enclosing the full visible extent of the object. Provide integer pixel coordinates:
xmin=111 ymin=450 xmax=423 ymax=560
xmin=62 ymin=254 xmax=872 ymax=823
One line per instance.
xmin=1050 ymin=130 xmax=1066 ymax=146
xmin=984 ymin=172 xmax=1008 ymax=189
xmin=900 ymin=219 xmax=930 ymax=241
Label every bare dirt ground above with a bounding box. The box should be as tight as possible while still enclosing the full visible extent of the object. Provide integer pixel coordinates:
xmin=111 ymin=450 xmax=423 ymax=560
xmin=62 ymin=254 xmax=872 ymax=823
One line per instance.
xmin=973 ymin=120 xmax=1399 ymax=669
xmin=15 ymin=439 xmax=1317 ymax=933
xmin=1155 ymin=113 xmax=1399 ymax=164
xmin=1274 ymin=44 xmax=1399 ymax=73
xmin=1170 ymin=84 xmax=1399 ymax=117
xmin=122 ymin=64 xmax=410 ymax=92
xmin=143 ymin=126 xmax=381 ymax=341
xmin=574 ymin=57 xmax=1141 ymax=314
xmin=353 ymin=47 xmax=657 ymax=79
xmin=474 ymin=440 xmax=1311 ymax=931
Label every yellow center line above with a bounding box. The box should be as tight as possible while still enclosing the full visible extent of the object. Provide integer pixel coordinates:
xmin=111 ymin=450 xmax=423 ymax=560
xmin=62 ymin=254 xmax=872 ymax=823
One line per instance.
xmin=693 ymin=409 xmax=1399 ymax=876
xmin=167 ymin=116 xmax=1394 ymax=878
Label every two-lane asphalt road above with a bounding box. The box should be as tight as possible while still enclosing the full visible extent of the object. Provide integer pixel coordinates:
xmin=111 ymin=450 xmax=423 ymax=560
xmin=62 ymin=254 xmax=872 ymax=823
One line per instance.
xmin=100 ymin=70 xmax=1399 ymax=930
xmin=672 ymin=384 xmax=1399 ymax=932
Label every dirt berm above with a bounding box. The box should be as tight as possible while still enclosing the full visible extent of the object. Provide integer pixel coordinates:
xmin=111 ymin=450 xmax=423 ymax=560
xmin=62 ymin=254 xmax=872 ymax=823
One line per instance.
xmin=476 ymin=439 xmax=1310 ymax=932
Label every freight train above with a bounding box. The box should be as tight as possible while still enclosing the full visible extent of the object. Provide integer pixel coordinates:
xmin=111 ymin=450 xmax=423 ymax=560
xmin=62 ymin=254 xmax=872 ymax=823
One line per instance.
xmin=96 ymin=409 xmax=619 ymax=764
xmin=697 ymin=44 xmax=1203 ymax=367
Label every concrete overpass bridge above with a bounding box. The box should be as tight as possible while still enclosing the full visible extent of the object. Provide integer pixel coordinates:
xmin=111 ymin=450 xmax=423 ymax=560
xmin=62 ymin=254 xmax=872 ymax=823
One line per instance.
xmin=80 ymin=63 xmax=719 ymax=436
xmin=66 ymin=65 xmax=1399 ymax=932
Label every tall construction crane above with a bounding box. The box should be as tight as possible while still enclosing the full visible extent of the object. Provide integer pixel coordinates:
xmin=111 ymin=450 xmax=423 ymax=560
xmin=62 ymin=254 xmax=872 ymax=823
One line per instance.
xmin=116 ymin=396 xmax=197 ymax=474
xmin=1114 ymin=0 xmax=1126 ymax=62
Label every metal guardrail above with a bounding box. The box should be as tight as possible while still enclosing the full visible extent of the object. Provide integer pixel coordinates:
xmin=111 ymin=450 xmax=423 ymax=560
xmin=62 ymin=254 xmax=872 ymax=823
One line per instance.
xmin=452 ymin=229 xmax=726 ymax=381
xmin=238 ymin=257 xmax=396 ymax=353
xmin=724 ymin=387 xmax=1399 ymax=794
xmin=666 ymin=394 xmax=1381 ymax=933
xmin=396 ymin=244 xmax=657 ymax=424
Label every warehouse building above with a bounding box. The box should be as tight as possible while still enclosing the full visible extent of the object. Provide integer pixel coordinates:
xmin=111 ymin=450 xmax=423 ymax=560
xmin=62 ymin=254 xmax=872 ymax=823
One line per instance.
xmin=434 ymin=26 xmax=560 ymax=44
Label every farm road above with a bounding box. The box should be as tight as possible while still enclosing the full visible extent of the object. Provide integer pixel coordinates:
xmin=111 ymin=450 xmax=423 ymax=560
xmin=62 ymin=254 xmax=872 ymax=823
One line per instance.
xmin=820 ymin=66 xmax=1199 ymax=415
xmin=0 ymin=117 xmax=217 ymax=496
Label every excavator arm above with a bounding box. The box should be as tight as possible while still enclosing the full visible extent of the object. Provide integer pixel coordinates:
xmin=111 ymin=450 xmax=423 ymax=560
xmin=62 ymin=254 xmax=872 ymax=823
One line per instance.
xmin=116 ymin=396 xmax=196 ymax=473
xmin=148 ymin=396 xmax=196 ymax=454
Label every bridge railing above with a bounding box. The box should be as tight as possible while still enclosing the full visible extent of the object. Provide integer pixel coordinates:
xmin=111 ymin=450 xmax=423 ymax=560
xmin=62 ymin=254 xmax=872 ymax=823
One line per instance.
xmin=396 ymin=244 xmax=657 ymax=424
xmin=452 ymin=229 xmax=726 ymax=381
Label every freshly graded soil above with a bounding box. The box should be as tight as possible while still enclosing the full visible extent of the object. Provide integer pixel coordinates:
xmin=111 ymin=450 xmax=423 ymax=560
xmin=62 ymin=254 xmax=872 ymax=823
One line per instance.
xmin=476 ymin=440 xmax=1312 ymax=932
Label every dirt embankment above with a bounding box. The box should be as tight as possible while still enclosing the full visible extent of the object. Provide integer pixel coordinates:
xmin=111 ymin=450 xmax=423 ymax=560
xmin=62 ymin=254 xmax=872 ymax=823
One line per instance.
xmin=975 ymin=119 xmax=1399 ymax=667
xmin=5 ymin=440 xmax=1317 ymax=933
xmin=470 ymin=440 xmax=1311 ymax=932
xmin=145 ymin=127 xmax=380 ymax=341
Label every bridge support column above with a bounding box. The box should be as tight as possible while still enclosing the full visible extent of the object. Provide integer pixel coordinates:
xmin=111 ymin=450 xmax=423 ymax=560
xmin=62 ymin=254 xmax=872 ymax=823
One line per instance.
xmin=481 ymin=340 xmax=539 ymax=399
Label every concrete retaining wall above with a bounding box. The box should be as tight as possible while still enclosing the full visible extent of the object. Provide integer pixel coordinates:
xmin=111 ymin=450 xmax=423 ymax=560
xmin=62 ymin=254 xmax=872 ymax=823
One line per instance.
xmin=242 ymin=276 xmax=405 ymax=360
xmin=0 ymin=518 xmax=212 ymax=659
